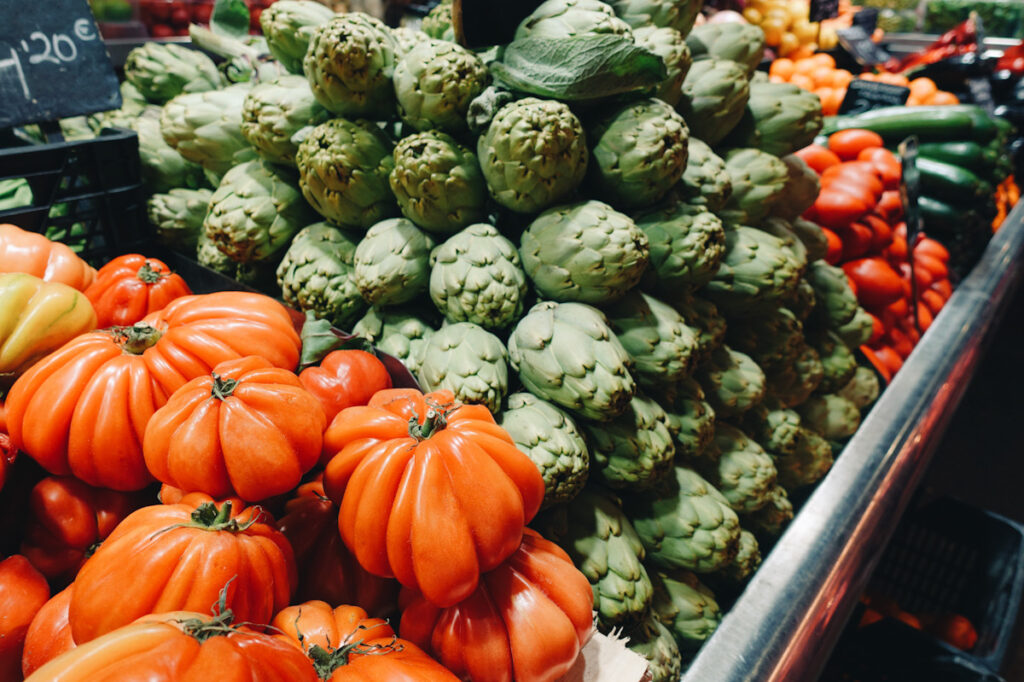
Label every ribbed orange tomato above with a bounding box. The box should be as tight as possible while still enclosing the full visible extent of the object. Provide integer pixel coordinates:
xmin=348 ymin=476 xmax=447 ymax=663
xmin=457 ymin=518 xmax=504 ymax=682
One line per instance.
xmin=0 ymin=224 xmax=95 ymax=291
xmin=84 ymin=254 xmax=192 ymax=327
xmin=22 ymin=586 xmax=75 ymax=677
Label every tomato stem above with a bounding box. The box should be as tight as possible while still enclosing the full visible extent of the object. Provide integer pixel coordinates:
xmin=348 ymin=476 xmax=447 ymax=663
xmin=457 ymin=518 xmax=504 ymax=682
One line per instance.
xmin=111 ymin=322 xmax=163 ymax=355
xmin=172 ymin=501 xmax=261 ymax=534
xmin=305 ymin=632 xmax=404 ymax=679
xmin=136 ymin=261 xmax=166 ymax=284
xmin=211 ymin=373 xmax=239 ymax=400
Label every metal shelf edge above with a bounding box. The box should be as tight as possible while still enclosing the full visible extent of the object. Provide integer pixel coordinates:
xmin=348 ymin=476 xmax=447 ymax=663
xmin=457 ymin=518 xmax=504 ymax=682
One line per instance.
xmin=682 ymin=204 xmax=1024 ymax=682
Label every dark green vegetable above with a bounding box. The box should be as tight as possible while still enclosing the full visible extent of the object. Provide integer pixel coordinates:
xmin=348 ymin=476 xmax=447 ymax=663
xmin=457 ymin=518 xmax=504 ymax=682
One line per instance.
xmin=823 ymin=105 xmax=997 ymax=143
xmin=917 ymin=157 xmax=992 ymax=203
xmin=916 ymin=141 xmax=999 ymax=175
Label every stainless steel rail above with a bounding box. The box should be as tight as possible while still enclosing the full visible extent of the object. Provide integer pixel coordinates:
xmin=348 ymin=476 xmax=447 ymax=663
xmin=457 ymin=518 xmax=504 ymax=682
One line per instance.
xmin=682 ymin=203 xmax=1024 ymax=682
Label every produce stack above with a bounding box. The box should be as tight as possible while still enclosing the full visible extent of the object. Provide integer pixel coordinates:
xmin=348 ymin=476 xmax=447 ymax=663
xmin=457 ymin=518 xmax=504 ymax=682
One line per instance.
xmin=2 ymin=1 xmax=896 ymax=678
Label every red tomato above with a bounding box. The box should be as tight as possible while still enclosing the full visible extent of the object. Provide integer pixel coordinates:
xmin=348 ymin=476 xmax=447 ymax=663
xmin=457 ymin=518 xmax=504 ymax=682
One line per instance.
xmin=84 ymin=254 xmax=192 ymax=328
xmin=915 ymin=237 xmax=950 ymax=263
xmin=921 ymin=289 xmax=946 ymax=317
xmin=868 ymin=312 xmax=886 ymax=345
xmin=876 ymin=190 xmax=905 ymax=223
xmin=0 ymin=555 xmax=50 ymax=680
xmin=916 ymin=302 xmax=934 ymax=332
xmin=929 ymin=614 xmax=978 ymax=651
xmin=822 ymin=227 xmax=844 ymax=264
xmin=858 ymin=147 xmax=902 ymax=190
xmin=914 ymin=253 xmax=949 ymax=281
xmin=299 ymin=350 xmax=393 ymax=428
xmin=21 ymin=585 xmax=75 ymax=677
xmin=860 ymin=346 xmax=893 ymax=384
xmin=828 ymin=129 xmax=885 ymax=161
xmin=863 ymin=214 xmax=894 ymax=252
xmin=837 ymin=221 xmax=874 ymax=261
xmin=874 ymin=345 xmax=905 ymax=374
xmin=931 ymin=279 xmax=953 ymax=300
xmin=843 ymin=258 xmax=905 ymax=309
xmin=885 ymin=234 xmax=908 ymax=265
xmin=795 ymin=144 xmax=842 ymax=174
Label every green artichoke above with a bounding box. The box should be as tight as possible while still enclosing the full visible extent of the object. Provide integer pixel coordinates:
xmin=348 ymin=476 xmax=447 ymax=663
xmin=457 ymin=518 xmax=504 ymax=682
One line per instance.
xmin=352 ymin=307 xmax=437 ymax=375
xmin=147 ymin=188 xmax=213 ymax=253
xmin=393 ymin=26 xmax=430 ymax=56
xmin=123 ymin=42 xmax=221 ymax=104
xmin=809 ymin=329 xmax=858 ymax=394
xmin=695 ymin=345 xmax=766 ymax=419
xmin=719 ymin=529 xmax=761 ymax=583
xmin=739 ymin=403 xmax=803 ymax=458
xmin=498 ymin=393 xmax=589 ymax=508
xmin=607 ymin=0 xmax=703 ymax=35
xmin=478 ymin=98 xmax=589 ymax=214
xmin=240 ymin=76 xmax=331 ymax=167
xmin=534 ymin=488 xmax=653 ymax=627
xmin=774 ymin=427 xmax=834 ymax=490
xmin=276 ymin=223 xmax=367 ymax=329
xmin=633 ymin=26 xmax=692 ymax=108
xmin=393 ymin=40 xmax=489 ymax=134
xmin=791 ymin=216 xmax=830 ymax=263
xmin=725 ymin=307 xmax=804 ymax=371
xmin=672 ymin=293 xmax=726 ymax=362
xmin=742 ymin=484 xmax=793 ymax=539
xmin=134 ymin=114 xmax=208 ymax=194
xmin=650 ymin=569 xmax=722 ymax=652
xmin=203 ymin=160 xmax=315 ymax=263
xmin=676 ymin=59 xmax=750 ymax=147
xmin=636 ymin=200 xmax=725 ymax=295
xmin=515 ymin=0 xmax=634 ymax=39
xmin=303 ymin=13 xmax=399 ymax=118
xmin=88 ymin=84 xmax=151 ymax=133
xmin=604 ymin=290 xmax=700 ymax=390
xmin=759 ymin=217 xmax=809 ymax=275
xmin=417 ymin=322 xmax=509 ymax=413
xmin=353 ymin=218 xmax=434 ymax=306
xmin=686 ymin=22 xmax=766 ymax=77
xmin=719 ymin=148 xmax=790 ymax=226
xmin=836 ymin=306 xmax=875 ymax=349
xmin=677 ymin=138 xmax=732 ymax=211
xmin=661 ymin=376 xmax=716 ymax=460
xmin=696 ymin=423 xmax=777 ymax=513
xmin=725 ymin=82 xmax=825 ymax=158
xmin=197 ymin=231 xmax=280 ymax=293
xmin=508 ymin=301 xmax=636 ymax=421
xmin=421 ymin=0 xmax=456 ymax=41
xmin=296 ymin=118 xmax=397 ymax=230
xmin=702 ymin=225 xmax=803 ymax=316
xmin=765 ymin=343 xmax=824 ymax=408
xmin=797 ymin=394 xmax=862 ymax=441
xmin=806 ymin=261 xmax=860 ymax=331
xmin=784 ymin=277 xmax=818 ymax=322
xmin=626 ymin=614 xmax=683 ymax=682
xmin=259 ymin=0 xmax=336 ymax=75
xmin=771 ymin=155 xmax=821 ymax=222
xmin=429 ymin=223 xmax=528 ymax=329
xmin=626 ymin=465 xmax=741 ymax=573
xmin=838 ymin=366 xmax=881 ymax=411
xmin=520 ymin=200 xmax=650 ymax=304
xmin=389 ymin=131 xmax=487 ymax=234
xmin=197 ymin=229 xmax=235 ymax=276
xmin=160 ymin=84 xmax=257 ymax=175
xmin=587 ymin=98 xmax=689 ymax=209
xmin=582 ymin=392 xmax=677 ymax=491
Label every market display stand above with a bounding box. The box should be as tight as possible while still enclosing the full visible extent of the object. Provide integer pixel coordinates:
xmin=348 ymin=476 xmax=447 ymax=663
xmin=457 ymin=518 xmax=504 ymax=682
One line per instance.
xmin=682 ymin=201 xmax=1024 ymax=681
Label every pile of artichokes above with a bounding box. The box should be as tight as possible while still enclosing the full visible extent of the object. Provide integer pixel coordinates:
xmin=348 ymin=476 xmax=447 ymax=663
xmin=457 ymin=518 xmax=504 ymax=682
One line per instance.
xmin=87 ymin=2 xmax=885 ymax=677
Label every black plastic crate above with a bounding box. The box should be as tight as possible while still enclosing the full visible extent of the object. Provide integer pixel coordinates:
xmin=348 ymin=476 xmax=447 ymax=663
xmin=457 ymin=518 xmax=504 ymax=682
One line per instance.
xmin=0 ymin=128 xmax=148 ymax=265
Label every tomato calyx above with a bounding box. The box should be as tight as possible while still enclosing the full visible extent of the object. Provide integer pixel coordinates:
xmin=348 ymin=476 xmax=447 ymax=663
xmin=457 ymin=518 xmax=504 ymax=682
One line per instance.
xmin=305 ymin=631 xmax=405 ymax=679
xmin=110 ymin=322 xmax=163 ymax=355
xmin=211 ymin=373 xmax=240 ymax=400
xmin=176 ymin=583 xmax=240 ymax=643
xmin=176 ymin=501 xmax=259 ymax=534
xmin=136 ymin=261 xmax=167 ymax=284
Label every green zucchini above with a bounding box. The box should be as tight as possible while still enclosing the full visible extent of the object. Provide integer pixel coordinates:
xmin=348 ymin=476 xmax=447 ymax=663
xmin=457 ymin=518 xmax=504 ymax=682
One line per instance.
xmin=917 ymin=157 xmax=992 ymax=202
xmin=918 ymin=195 xmax=982 ymax=234
xmin=917 ymin=141 xmax=1000 ymax=174
xmin=823 ymin=105 xmax=997 ymax=144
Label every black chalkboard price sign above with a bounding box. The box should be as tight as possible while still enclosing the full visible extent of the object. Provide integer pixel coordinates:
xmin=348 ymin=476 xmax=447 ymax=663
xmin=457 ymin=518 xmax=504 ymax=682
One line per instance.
xmin=0 ymin=0 xmax=121 ymax=129
xmin=836 ymin=25 xmax=891 ymax=66
xmin=838 ymin=78 xmax=911 ymax=115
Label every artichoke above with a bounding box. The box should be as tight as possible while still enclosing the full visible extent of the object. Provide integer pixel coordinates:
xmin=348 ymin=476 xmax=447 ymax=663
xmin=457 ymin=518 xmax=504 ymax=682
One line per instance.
xmin=353 ymin=218 xmax=434 ymax=306
xmin=429 ymin=223 xmax=528 ymax=330
xmin=147 ymin=188 xmax=213 ymax=253
xmin=677 ymin=138 xmax=732 ymax=212
xmin=772 ymin=155 xmax=821 ymax=222
xmin=686 ymin=22 xmax=766 ymax=77
xmin=784 ymin=277 xmax=818 ymax=323
xmin=498 ymin=393 xmax=589 ymax=508
xmin=276 ymin=223 xmax=367 ymax=329
xmin=604 ymin=290 xmax=700 ymax=390
xmin=389 ymin=131 xmax=487 ymax=234
xmin=240 ymin=75 xmax=331 ymax=167
xmin=133 ymin=113 xmax=208 ymax=195
xmin=797 ymin=394 xmax=862 ymax=441
xmin=393 ymin=26 xmax=430 ymax=55
xmin=421 ymin=0 xmax=456 ymax=41
xmin=725 ymin=82 xmax=825 ymax=158
xmin=649 ymin=569 xmax=722 ymax=652
xmin=633 ymin=26 xmax=692 ymax=108
xmin=676 ymin=59 xmax=750 ymax=147
xmin=702 ymin=225 xmax=802 ymax=316
xmin=695 ymin=423 xmax=777 ymax=513
xmin=661 ymin=376 xmax=716 ymax=460
xmin=672 ymin=293 xmax=726 ymax=362
xmin=478 ymin=98 xmax=589 ymax=214
xmin=393 ymin=40 xmax=489 ymax=134
xmin=765 ymin=343 xmax=824 ymax=408
xmin=520 ymin=200 xmax=650 ymax=304
xmin=534 ymin=488 xmax=654 ymax=627
xmin=123 ymin=42 xmax=221 ymax=104
xmin=259 ymin=0 xmax=336 ymax=75
xmin=719 ymin=148 xmax=790 ymax=227
xmin=352 ymin=307 xmax=437 ymax=375
xmin=296 ymin=118 xmax=397 ymax=230
xmin=160 ymin=84 xmax=257 ymax=175
xmin=837 ymin=366 xmax=881 ymax=411
xmin=197 ymin=231 xmax=280 ymax=293
xmin=417 ymin=322 xmax=509 ymax=413
xmin=607 ymin=0 xmax=703 ymax=35
xmin=587 ymin=98 xmax=689 ymax=209
xmin=508 ymin=301 xmax=636 ymax=422
xmin=197 ymin=229 xmax=235 ymax=276
xmin=203 ymin=160 xmax=316 ymax=263
xmin=806 ymin=261 xmax=860 ymax=331
xmin=626 ymin=614 xmax=683 ymax=682
xmin=775 ymin=427 xmax=834 ymax=490
xmin=303 ymin=12 xmax=399 ymax=118
xmin=759 ymin=217 xmax=809 ymax=275
xmin=725 ymin=307 xmax=804 ymax=371
xmin=792 ymin=217 xmax=830 ymax=264
xmin=695 ymin=345 xmax=766 ymax=419
xmin=515 ymin=0 xmax=633 ymax=39
xmin=636 ymin=200 xmax=725 ymax=295
xmin=738 ymin=403 xmax=803 ymax=458
xmin=582 ymin=392 xmax=677 ymax=491
xmin=809 ymin=329 xmax=858 ymax=394
xmin=719 ymin=529 xmax=761 ymax=583
xmin=626 ymin=465 xmax=741 ymax=573
xmin=836 ymin=306 xmax=875 ymax=349
xmin=742 ymin=484 xmax=793 ymax=539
